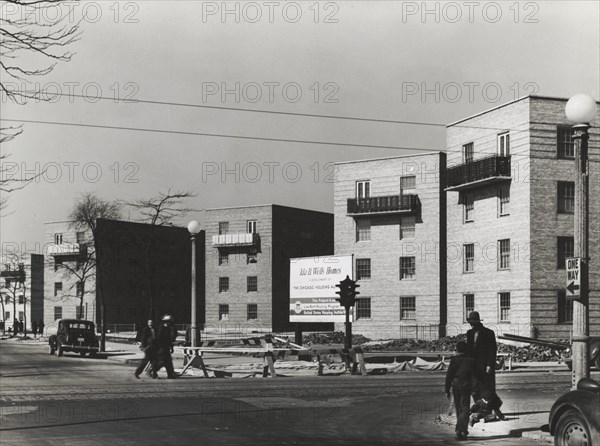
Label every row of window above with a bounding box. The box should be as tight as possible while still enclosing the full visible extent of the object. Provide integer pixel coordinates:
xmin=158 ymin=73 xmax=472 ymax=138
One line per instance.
xmin=218 ymin=303 xmax=258 ymax=321
xmin=4 ymin=311 xmax=25 ymax=321
xmin=355 ymin=257 xmax=415 ymax=281
xmin=356 ymin=216 xmax=416 ymax=242
xmin=355 ymin=175 xmax=416 ymax=200
xmin=462 ymin=239 xmax=511 ymax=271
xmin=463 ymin=186 xmax=510 ymax=222
xmin=53 ymin=232 xmax=86 ymax=245
xmin=219 ymin=252 xmax=257 ymax=265
xmin=461 ymin=127 xmax=575 ymax=163
xmin=218 ymin=221 xmax=257 ymax=235
xmin=218 ymin=276 xmax=258 ymax=293
xmin=52 ymin=306 xmax=85 ymax=320
xmin=354 ymin=296 xmax=416 ymax=320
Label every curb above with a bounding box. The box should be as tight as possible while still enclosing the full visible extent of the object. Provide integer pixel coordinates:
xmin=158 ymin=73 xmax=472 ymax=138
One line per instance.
xmin=521 ymin=430 xmax=553 ymax=443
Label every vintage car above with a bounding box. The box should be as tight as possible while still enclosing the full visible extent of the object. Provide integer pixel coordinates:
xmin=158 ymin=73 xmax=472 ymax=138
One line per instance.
xmin=49 ymin=319 xmax=99 ymax=357
xmin=565 ymin=337 xmax=600 ymax=371
xmin=549 ymin=378 xmax=600 ymax=446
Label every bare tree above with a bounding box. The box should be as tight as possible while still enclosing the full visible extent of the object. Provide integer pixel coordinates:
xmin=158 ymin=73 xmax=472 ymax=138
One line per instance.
xmin=125 ymin=189 xmax=197 ymax=320
xmin=50 ymin=250 xmax=95 ymax=319
xmin=69 ymin=193 xmax=120 ymax=351
xmin=1 ymin=0 xmax=81 ymax=210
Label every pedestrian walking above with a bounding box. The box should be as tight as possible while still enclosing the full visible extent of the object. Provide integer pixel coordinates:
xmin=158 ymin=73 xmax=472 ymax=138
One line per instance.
xmin=445 ymin=340 xmax=476 ymax=441
xmin=0 ymin=320 xmax=5 ymax=335
xmin=134 ymin=319 xmax=157 ymax=379
xmin=151 ymin=315 xmax=178 ymax=379
xmin=32 ymin=320 xmax=38 ymax=338
xmin=38 ymin=320 xmax=45 ymax=337
xmin=465 ymin=311 xmax=501 ymax=404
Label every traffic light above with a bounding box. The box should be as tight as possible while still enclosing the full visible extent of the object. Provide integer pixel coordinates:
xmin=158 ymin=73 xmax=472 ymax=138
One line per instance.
xmin=335 ymin=276 xmax=359 ymax=307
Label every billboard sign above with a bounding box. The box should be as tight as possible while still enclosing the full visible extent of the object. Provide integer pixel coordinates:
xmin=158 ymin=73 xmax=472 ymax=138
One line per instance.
xmin=289 ymin=255 xmax=353 ymax=323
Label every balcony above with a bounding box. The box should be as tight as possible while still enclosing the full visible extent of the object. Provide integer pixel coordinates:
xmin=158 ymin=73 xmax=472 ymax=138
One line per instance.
xmin=212 ymin=233 xmax=260 ymax=248
xmin=47 ymin=243 xmax=87 ymax=257
xmin=446 ymin=155 xmax=511 ymax=191
xmin=347 ymin=194 xmax=420 ymax=216
xmin=0 ymin=270 xmax=25 ymax=282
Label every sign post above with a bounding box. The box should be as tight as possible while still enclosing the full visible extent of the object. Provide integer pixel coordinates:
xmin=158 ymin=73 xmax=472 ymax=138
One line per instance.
xmin=566 ymin=257 xmax=581 ymax=299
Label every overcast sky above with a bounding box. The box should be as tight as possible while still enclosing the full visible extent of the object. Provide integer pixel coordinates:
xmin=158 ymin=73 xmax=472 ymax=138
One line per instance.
xmin=1 ymin=0 xmax=599 ymax=254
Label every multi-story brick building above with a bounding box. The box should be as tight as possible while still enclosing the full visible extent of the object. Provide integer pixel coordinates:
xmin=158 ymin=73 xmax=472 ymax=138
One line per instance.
xmin=446 ymin=95 xmax=600 ymax=340
xmin=43 ymin=219 xmax=203 ymax=331
xmin=333 ymin=153 xmax=447 ymax=340
xmin=204 ymin=204 xmax=334 ymax=334
xmin=0 ymin=253 xmax=44 ymax=332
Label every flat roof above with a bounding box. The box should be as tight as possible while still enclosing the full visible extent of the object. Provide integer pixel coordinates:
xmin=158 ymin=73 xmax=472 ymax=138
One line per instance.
xmin=334 ymin=151 xmax=444 ymax=166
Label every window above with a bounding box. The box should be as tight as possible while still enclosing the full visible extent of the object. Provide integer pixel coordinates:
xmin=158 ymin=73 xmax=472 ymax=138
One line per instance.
xmin=247 ymin=253 xmax=257 ymax=264
xmin=356 ymin=180 xmax=370 ymax=199
xmin=499 ymin=292 xmax=511 ymax=321
xmin=400 ymin=257 xmax=416 ymax=279
xmin=497 ymin=132 xmax=510 ymax=156
xmin=54 ymin=282 xmax=63 ymax=296
xmin=400 ymin=216 xmax=415 ymax=239
xmin=498 ymin=186 xmax=510 ymax=216
xmin=498 ymin=239 xmax=511 ymax=270
xmin=557 ymin=182 xmax=575 ymax=214
xmin=247 ymin=220 xmax=257 ymax=234
xmin=18 ymin=295 xmax=24 ymax=304
xmin=557 ymin=236 xmax=574 ymax=269
xmin=218 ymin=277 xmax=229 ymax=293
xmin=464 ymin=294 xmax=475 ymax=322
xmin=400 ymin=175 xmax=416 ymax=195
xmin=247 ymin=304 xmax=258 ymax=320
xmin=219 ymin=252 xmax=229 ymax=266
xmin=5 ymin=312 xmax=10 ymax=321
xmin=54 ymin=257 xmax=63 ymax=271
xmin=356 ymin=258 xmax=371 ymax=280
xmin=76 ymin=282 xmax=83 ymax=296
xmin=464 ymin=195 xmax=474 ymax=222
xmin=355 ymin=298 xmax=371 ymax=320
xmin=219 ymin=304 xmax=229 ymax=321
xmin=400 ymin=296 xmax=416 ymax=320
xmin=18 ymin=311 xmax=24 ymax=321
xmin=356 ymin=219 xmax=371 ymax=242
xmin=557 ymin=127 xmax=575 ymax=159
xmin=464 ymin=244 xmax=474 ymax=273
xmin=218 ymin=222 xmax=229 ymax=235
xmin=247 ymin=276 xmax=258 ymax=292
xmin=558 ymin=291 xmax=573 ymax=323
xmin=76 ymin=306 xmax=84 ymax=319
xmin=76 ymin=231 xmax=86 ymax=243
xmin=54 ymin=306 xmax=62 ymax=320
xmin=54 ymin=233 xmax=63 ymax=245
xmin=463 ymin=142 xmax=474 ymax=163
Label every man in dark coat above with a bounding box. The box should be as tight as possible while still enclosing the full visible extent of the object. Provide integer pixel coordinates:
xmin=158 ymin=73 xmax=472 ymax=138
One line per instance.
xmin=152 ymin=315 xmax=177 ymax=379
xmin=134 ymin=319 xmax=156 ymax=379
xmin=445 ymin=340 xmax=476 ymax=441
xmin=466 ymin=311 xmax=497 ymax=400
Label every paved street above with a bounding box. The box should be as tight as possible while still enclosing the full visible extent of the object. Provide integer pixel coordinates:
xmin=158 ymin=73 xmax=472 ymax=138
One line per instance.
xmin=0 ymin=342 xmax=578 ymax=445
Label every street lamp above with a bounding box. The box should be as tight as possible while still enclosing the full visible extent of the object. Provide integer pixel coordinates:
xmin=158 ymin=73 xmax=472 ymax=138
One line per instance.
xmin=565 ymin=93 xmax=597 ymax=388
xmin=187 ymin=220 xmax=201 ymax=348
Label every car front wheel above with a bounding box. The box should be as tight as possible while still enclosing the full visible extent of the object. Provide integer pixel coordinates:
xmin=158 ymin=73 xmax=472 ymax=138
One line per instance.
xmin=56 ymin=345 xmax=63 ymax=357
xmin=554 ymin=409 xmax=592 ymax=446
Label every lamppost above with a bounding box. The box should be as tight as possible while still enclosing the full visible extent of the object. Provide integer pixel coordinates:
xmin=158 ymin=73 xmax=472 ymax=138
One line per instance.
xmin=187 ymin=220 xmax=201 ymax=348
xmin=565 ymin=93 xmax=597 ymax=388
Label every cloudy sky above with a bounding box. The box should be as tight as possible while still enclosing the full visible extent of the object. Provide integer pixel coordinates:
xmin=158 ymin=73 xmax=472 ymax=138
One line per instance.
xmin=1 ymin=0 xmax=599 ymax=253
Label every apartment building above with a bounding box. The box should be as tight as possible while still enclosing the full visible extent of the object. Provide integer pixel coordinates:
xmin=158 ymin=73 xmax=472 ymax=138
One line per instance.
xmin=43 ymin=219 xmax=203 ymax=330
xmin=446 ymin=96 xmax=600 ymax=340
xmin=0 ymin=253 xmax=44 ymax=331
xmin=333 ymin=153 xmax=447 ymax=340
xmin=204 ymin=204 xmax=334 ymax=333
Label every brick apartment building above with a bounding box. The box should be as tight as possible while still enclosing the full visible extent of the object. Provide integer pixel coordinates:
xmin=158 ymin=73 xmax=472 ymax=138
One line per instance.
xmin=445 ymin=95 xmax=599 ymax=340
xmin=333 ymin=153 xmax=447 ymax=340
xmin=43 ymin=219 xmax=203 ymax=330
xmin=204 ymin=204 xmax=334 ymax=334
xmin=0 ymin=253 xmax=44 ymax=332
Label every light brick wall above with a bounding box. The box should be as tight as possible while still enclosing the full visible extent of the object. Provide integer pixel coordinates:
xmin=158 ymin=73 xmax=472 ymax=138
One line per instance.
xmin=334 ymin=153 xmax=445 ymax=339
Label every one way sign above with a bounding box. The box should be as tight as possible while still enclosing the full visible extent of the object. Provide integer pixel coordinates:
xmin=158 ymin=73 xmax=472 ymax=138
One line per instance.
xmin=566 ymin=257 xmax=581 ymax=299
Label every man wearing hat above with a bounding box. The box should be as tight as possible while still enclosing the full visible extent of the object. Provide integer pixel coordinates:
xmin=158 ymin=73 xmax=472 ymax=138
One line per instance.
xmin=152 ymin=314 xmax=178 ymax=379
xmin=466 ymin=311 xmax=497 ymax=401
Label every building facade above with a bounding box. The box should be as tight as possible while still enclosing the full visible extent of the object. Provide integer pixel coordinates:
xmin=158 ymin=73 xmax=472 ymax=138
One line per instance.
xmin=446 ymin=96 xmax=600 ymax=340
xmin=333 ymin=153 xmax=447 ymax=340
xmin=203 ymin=204 xmax=334 ymax=334
xmin=0 ymin=253 xmax=44 ymax=332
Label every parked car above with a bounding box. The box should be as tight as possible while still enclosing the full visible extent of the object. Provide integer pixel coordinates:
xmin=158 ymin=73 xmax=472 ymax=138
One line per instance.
xmin=565 ymin=337 xmax=600 ymax=371
xmin=549 ymin=377 xmax=600 ymax=446
xmin=49 ymin=319 xmax=99 ymax=357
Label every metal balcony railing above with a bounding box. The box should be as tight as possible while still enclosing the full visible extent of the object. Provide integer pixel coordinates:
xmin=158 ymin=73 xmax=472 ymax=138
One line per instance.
xmin=347 ymin=194 xmax=419 ymax=215
xmin=446 ymin=155 xmax=511 ymax=191
xmin=212 ymin=232 xmax=260 ymax=247
xmin=47 ymin=243 xmax=87 ymax=257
